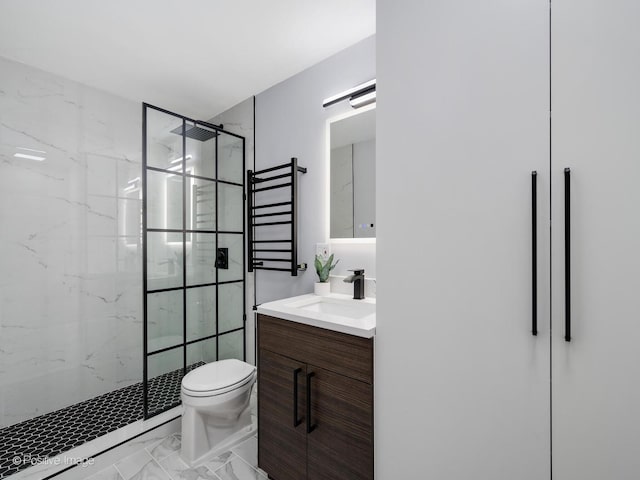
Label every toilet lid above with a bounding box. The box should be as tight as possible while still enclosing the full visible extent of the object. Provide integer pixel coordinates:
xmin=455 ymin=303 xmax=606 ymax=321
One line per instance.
xmin=182 ymin=359 xmax=256 ymax=393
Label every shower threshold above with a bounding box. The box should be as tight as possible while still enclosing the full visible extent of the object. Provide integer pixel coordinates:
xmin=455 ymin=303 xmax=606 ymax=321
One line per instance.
xmin=0 ymin=364 xmax=200 ymax=479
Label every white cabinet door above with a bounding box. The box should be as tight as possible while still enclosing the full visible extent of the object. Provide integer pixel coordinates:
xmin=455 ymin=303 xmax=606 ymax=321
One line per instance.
xmin=552 ymin=1 xmax=640 ymax=478
xmin=376 ymin=1 xmax=550 ymax=478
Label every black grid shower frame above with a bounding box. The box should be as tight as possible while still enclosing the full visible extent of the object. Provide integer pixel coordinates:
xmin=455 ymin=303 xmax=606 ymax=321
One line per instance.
xmin=142 ymin=103 xmax=246 ymax=420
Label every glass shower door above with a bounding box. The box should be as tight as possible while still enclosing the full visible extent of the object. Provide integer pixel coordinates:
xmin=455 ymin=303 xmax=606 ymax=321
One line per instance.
xmin=142 ymin=104 xmax=245 ymax=418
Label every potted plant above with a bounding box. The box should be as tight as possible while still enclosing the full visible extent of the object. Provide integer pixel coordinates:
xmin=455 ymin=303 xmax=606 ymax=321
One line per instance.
xmin=314 ymin=253 xmax=339 ymax=296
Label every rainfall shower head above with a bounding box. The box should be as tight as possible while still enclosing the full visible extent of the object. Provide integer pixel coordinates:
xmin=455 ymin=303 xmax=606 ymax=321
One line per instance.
xmin=170 ymin=124 xmax=219 ymax=142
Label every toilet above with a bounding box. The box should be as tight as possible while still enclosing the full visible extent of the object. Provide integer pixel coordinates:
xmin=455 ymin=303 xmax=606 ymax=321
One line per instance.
xmin=180 ymin=359 xmax=257 ymax=466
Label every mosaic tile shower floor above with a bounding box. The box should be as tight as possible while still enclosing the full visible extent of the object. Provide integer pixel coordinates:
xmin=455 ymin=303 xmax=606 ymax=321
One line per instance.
xmin=0 ymin=364 xmax=203 ymax=479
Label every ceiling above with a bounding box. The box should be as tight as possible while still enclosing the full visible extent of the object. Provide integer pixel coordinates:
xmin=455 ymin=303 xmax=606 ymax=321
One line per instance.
xmin=0 ymin=0 xmax=375 ymax=119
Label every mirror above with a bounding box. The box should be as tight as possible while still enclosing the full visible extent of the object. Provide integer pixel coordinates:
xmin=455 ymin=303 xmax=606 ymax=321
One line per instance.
xmin=329 ymin=107 xmax=376 ymax=239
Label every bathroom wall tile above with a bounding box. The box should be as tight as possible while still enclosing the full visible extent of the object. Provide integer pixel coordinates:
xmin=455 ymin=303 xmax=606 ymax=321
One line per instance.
xmin=0 ymin=56 xmax=142 ymax=428
xmin=217 ymin=183 xmax=244 ymax=232
xmin=159 ymin=453 xmax=219 ymax=480
xmin=208 ymin=98 xmax=255 ymax=367
xmin=216 ymin=234 xmax=243 ymax=283
xmin=230 ymin=436 xmax=257 ymax=468
xmin=212 ymin=454 xmax=267 ymax=480
xmin=330 ymin=145 xmax=354 ymax=238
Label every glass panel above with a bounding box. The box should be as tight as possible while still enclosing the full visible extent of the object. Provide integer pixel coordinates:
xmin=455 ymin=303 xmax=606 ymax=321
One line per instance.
xmin=218 ymin=183 xmax=243 ymax=232
xmin=189 ymin=177 xmax=216 ymax=231
xmin=218 ymin=132 xmax=244 ymax=184
xmin=146 ymin=169 xmax=183 ymax=231
xmin=147 ymin=346 xmax=184 ymax=415
xmin=218 ymin=282 xmax=243 ymax=333
xmin=186 ymin=286 xmax=216 ymax=342
xmin=146 ymin=231 xmax=183 ymax=290
xmin=185 ymin=122 xmax=217 ymax=180
xmin=186 ymin=233 xmax=216 ymax=286
xmin=147 ymin=290 xmax=184 ymax=352
xmin=120 ymin=161 xmax=143 ymax=246
xmin=218 ymin=233 xmax=243 ymax=282
xmin=146 ymin=108 xmax=184 ymax=171
xmin=218 ymin=330 xmax=244 ymax=360
xmin=187 ymin=338 xmax=217 ymax=367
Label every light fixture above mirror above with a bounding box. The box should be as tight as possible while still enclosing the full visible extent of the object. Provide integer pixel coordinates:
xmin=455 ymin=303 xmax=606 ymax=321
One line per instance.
xmin=323 ymin=79 xmax=376 ymax=109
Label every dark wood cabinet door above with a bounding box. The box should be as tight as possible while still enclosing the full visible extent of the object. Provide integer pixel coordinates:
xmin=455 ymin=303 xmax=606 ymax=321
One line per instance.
xmin=258 ymin=349 xmax=308 ymax=480
xmin=306 ymin=365 xmax=374 ymax=480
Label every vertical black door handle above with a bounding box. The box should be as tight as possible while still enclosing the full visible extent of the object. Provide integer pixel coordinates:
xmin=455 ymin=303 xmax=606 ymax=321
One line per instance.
xmin=531 ymin=171 xmax=538 ymax=336
xmin=306 ymin=372 xmax=317 ymax=434
xmin=293 ymin=368 xmax=302 ymax=427
xmin=564 ymin=168 xmax=571 ymax=342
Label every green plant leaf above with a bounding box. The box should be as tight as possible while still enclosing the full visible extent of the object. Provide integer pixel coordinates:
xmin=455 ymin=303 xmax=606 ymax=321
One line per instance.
xmin=314 ymin=253 xmax=339 ymax=283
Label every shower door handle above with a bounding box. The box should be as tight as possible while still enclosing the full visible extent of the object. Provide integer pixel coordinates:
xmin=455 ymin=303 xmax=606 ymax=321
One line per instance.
xmin=292 ymin=368 xmax=302 ymax=427
xmin=306 ymin=372 xmax=317 ymax=434
xmin=564 ymin=168 xmax=571 ymax=341
xmin=531 ymin=171 xmax=538 ymax=336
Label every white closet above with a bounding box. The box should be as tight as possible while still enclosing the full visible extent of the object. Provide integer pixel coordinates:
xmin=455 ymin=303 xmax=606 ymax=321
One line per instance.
xmin=552 ymin=0 xmax=640 ymax=478
xmin=377 ymin=0 xmax=550 ymax=478
xmin=377 ymin=0 xmax=640 ymax=478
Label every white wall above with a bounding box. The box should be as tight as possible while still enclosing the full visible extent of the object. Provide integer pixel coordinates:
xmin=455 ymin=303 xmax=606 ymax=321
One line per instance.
xmin=255 ymin=35 xmax=376 ymax=304
xmin=0 ymin=56 xmax=141 ymax=427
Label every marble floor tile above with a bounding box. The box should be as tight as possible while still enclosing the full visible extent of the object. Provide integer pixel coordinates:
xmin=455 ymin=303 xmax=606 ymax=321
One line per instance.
xmin=86 ymin=465 xmax=125 ymax=480
xmin=129 ymin=460 xmax=172 ymax=480
xmin=159 ymin=452 xmax=220 ymax=480
xmin=203 ymin=451 xmax=234 ymax=473
xmin=230 ymin=436 xmax=257 ymax=468
xmin=212 ymin=454 xmax=267 ymax=480
xmin=115 ymin=450 xmax=170 ymax=480
xmin=147 ymin=434 xmax=182 ymax=462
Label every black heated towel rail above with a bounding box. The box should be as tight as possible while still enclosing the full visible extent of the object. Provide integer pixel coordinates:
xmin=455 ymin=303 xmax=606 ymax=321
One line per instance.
xmin=248 ymin=157 xmax=307 ymax=276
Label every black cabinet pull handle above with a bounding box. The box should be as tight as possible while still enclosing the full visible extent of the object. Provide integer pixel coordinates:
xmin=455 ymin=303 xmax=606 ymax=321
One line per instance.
xmin=293 ymin=368 xmax=303 ymax=427
xmin=531 ymin=171 xmax=538 ymax=336
xmin=306 ymin=372 xmax=317 ymax=434
xmin=564 ymin=168 xmax=571 ymax=342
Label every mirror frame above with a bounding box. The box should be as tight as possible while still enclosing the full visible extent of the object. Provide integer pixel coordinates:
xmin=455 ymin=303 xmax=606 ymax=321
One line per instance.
xmin=325 ymin=103 xmax=377 ymax=244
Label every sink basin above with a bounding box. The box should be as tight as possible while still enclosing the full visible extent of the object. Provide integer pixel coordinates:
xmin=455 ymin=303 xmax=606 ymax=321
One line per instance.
xmin=285 ymin=296 xmax=375 ymax=319
xmin=257 ymin=293 xmax=376 ymax=338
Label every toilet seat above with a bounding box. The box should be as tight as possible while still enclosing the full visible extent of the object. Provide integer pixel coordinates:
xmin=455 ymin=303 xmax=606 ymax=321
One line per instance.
xmin=181 ymin=359 xmax=256 ymax=398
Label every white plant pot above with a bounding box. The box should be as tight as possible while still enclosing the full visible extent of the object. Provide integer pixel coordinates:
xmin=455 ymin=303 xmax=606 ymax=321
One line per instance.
xmin=314 ymin=282 xmax=331 ymax=296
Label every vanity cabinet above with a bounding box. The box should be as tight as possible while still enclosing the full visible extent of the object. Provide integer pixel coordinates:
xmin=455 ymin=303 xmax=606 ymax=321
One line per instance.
xmin=257 ymin=314 xmax=374 ymax=480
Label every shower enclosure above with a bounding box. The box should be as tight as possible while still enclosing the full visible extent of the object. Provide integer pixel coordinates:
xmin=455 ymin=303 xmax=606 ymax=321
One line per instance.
xmin=143 ymin=104 xmax=246 ymax=418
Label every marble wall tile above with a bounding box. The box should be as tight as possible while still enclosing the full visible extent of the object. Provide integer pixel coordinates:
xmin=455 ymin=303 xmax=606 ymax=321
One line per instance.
xmin=208 ymin=98 xmax=255 ymax=366
xmin=330 ymin=145 xmax=354 ymax=238
xmin=0 ymin=56 xmax=142 ymax=427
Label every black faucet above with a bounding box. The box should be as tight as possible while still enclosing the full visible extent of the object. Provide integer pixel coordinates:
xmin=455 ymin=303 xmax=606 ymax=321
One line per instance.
xmin=343 ymin=269 xmax=365 ymax=300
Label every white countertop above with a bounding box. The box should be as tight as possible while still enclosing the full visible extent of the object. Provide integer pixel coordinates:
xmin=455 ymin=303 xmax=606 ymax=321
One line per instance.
xmin=256 ymin=293 xmax=376 ymax=338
